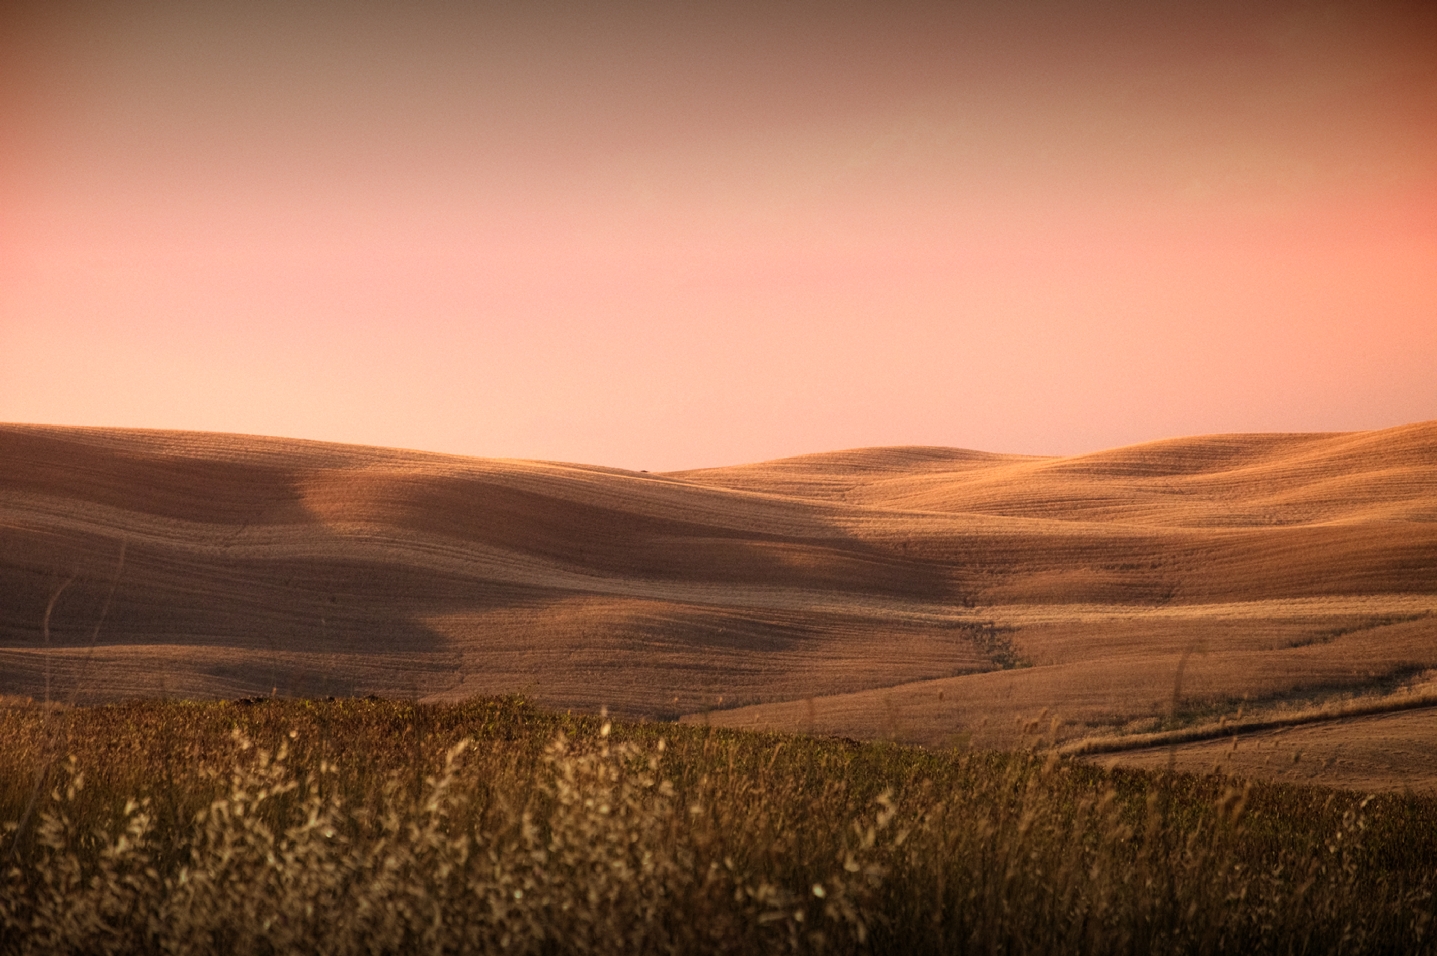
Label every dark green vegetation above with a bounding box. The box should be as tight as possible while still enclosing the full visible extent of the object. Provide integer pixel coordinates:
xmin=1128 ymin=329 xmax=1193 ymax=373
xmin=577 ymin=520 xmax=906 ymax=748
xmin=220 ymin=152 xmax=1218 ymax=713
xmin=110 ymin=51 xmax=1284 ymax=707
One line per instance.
xmin=1 ymin=698 xmax=1434 ymax=955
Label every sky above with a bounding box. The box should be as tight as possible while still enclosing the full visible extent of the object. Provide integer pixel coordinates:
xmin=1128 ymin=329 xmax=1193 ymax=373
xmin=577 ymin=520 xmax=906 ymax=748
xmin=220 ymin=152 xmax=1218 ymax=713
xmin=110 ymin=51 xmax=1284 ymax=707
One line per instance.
xmin=2 ymin=0 xmax=1434 ymax=470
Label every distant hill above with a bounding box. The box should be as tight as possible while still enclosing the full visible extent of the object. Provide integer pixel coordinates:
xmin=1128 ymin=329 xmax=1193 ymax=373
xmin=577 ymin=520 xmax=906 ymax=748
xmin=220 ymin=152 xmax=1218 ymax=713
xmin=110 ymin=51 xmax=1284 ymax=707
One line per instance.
xmin=3 ymin=421 xmax=1434 ymax=788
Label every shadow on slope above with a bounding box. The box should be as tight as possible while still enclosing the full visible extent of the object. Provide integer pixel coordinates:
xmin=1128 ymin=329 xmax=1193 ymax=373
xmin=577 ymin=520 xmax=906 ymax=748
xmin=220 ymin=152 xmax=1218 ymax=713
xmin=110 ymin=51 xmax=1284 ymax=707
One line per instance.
xmin=0 ymin=426 xmax=977 ymax=710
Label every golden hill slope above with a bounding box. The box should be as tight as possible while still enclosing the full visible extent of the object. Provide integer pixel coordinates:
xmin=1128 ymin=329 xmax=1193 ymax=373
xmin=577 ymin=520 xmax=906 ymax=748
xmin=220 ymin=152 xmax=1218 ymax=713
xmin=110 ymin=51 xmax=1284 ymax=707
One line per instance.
xmin=2 ymin=421 xmax=1435 ymax=787
xmin=674 ymin=423 xmax=1437 ymax=525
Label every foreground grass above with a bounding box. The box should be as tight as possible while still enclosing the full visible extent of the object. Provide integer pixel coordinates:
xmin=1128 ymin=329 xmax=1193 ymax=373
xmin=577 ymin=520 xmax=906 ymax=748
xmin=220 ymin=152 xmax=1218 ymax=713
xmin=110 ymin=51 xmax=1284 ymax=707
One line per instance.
xmin=0 ymin=698 xmax=1433 ymax=954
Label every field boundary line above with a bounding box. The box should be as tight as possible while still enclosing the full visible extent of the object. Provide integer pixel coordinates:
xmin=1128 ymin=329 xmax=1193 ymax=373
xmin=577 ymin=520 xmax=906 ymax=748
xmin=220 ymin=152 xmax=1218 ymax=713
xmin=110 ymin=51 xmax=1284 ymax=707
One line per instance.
xmin=1061 ymin=690 xmax=1437 ymax=757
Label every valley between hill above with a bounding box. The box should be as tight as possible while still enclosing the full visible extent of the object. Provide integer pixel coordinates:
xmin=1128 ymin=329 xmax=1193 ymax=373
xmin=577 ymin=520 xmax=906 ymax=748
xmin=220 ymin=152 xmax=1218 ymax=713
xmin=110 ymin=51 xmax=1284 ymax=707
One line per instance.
xmin=2 ymin=421 xmax=1434 ymax=789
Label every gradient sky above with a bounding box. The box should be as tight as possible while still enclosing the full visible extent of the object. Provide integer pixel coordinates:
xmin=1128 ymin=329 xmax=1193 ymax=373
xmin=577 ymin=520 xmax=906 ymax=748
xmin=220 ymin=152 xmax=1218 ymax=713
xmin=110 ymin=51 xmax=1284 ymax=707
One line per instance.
xmin=3 ymin=0 xmax=1434 ymax=470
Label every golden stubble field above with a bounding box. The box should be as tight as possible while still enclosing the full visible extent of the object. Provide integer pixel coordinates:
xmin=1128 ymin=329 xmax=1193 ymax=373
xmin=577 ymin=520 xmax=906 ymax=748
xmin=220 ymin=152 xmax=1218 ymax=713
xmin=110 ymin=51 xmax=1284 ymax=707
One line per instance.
xmin=2 ymin=421 xmax=1434 ymax=790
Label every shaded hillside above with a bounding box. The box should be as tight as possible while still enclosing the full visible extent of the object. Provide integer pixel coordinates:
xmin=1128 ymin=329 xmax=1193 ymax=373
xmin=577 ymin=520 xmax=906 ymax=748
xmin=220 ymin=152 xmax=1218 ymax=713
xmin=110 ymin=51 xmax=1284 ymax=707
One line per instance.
xmin=0 ymin=425 xmax=993 ymax=712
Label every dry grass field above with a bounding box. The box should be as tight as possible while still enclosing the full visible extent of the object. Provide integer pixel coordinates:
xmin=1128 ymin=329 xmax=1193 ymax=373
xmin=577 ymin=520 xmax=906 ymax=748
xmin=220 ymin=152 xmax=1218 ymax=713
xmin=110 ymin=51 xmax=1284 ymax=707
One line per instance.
xmin=2 ymin=421 xmax=1434 ymax=789
xmin=4 ymin=698 xmax=1435 ymax=955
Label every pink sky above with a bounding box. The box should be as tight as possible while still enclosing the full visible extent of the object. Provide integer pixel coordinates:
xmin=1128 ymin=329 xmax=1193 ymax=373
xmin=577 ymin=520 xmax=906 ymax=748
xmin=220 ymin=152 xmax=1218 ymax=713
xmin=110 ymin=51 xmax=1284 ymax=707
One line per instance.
xmin=3 ymin=0 xmax=1434 ymax=470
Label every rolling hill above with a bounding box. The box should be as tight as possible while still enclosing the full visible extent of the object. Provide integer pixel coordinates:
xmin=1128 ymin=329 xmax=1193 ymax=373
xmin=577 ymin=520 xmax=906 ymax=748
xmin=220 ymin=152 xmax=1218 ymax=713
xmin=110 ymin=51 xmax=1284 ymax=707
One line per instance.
xmin=2 ymin=421 xmax=1434 ymax=789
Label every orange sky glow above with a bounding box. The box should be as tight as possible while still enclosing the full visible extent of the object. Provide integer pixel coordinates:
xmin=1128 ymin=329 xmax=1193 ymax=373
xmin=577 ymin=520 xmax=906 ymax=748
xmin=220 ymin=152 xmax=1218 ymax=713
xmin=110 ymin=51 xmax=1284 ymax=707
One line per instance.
xmin=3 ymin=0 xmax=1434 ymax=469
